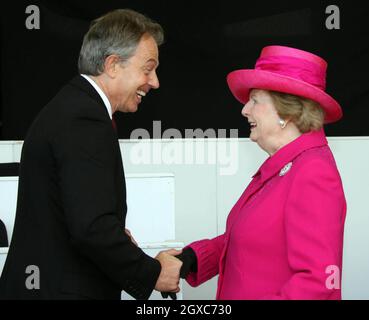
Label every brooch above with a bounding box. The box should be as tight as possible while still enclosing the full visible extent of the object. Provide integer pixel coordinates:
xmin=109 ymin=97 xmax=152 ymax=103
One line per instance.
xmin=279 ymin=162 xmax=293 ymax=176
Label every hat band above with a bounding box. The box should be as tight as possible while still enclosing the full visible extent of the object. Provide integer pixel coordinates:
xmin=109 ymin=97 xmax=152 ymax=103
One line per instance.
xmin=255 ymin=55 xmax=326 ymax=91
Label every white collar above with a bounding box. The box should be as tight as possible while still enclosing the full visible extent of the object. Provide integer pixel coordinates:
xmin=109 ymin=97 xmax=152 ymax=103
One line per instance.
xmin=81 ymin=74 xmax=112 ymax=120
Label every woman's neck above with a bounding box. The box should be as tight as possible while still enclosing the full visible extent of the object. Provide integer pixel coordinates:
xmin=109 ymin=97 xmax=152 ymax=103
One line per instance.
xmin=266 ymin=126 xmax=302 ymax=156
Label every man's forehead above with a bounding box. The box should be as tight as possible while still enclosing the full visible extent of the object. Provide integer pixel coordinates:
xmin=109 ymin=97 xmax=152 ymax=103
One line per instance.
xmin=135 ymin=38 xmax=159 ymax=65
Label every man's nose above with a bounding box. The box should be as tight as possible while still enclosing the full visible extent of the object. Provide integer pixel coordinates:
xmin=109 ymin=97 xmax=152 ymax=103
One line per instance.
xmin=149 ymin=71 xmax=160 ymax=89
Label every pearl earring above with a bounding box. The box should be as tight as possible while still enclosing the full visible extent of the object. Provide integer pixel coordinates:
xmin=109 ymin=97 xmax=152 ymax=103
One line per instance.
xmin=279 ymin=119 xmax=286 ymax=129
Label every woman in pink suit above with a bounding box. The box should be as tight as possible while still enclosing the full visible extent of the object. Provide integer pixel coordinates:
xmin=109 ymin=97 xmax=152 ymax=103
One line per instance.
xmin=178 ymin=45 xmax=346 ymax=300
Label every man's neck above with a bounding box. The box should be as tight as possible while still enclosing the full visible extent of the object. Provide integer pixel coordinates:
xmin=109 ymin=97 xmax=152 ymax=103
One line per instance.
xmin=89 ymin=75 xmax=117 ymax=114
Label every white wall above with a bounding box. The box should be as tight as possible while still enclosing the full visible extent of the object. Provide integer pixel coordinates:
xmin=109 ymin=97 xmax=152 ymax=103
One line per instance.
xmin=0 ymin=142 xmax=20 ymax=162
xmin=1 ymin=138 xmax=369 ymax=300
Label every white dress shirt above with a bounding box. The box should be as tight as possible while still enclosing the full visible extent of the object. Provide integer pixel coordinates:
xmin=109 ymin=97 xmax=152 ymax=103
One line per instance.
xmin=81 ymin=74 xmax=113 ymax=120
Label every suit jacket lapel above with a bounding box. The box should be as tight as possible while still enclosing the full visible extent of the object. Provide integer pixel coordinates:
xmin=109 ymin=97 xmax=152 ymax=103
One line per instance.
xmin=225 ymin=174 xmax=264 ymax=232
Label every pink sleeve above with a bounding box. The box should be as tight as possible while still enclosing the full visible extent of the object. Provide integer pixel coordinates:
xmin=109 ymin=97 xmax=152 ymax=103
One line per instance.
xmin=185 ymin=234 xmax=225 ymax=287
xmin=264 ymin=159 xmax=346 ymax=300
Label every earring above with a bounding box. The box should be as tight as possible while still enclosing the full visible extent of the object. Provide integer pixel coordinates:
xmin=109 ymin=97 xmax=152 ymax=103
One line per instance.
xmin=279 ymin=119 xmax=287 ymax=129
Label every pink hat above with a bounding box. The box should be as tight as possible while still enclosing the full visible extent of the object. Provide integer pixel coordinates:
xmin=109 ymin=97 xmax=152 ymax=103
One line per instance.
xmin=227 ymin=45 xmax=342 ymax=123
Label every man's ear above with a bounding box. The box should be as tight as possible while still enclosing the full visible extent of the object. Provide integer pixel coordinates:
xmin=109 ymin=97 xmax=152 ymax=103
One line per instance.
xmin=104 ymin=55 xmax=122 ymax=78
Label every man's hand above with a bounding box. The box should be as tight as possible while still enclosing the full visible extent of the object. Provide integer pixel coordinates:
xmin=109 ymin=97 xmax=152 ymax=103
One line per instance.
xmin=125 ymin=228 xmax=138 ymax=246
xmin=154 ymin=249 xmax=183 ymax=293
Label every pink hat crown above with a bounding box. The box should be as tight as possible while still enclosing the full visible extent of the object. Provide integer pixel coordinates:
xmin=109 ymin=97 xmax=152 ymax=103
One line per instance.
xmin=255 ymin=46 xmax=327 ymax=91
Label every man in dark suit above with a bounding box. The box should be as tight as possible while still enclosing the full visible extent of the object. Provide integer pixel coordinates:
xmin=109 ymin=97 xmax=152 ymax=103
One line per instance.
xmin=0 ymin=9 xmax=182 ymax=300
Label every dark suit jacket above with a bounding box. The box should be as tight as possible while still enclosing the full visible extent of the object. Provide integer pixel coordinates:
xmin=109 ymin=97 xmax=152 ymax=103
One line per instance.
xmin=0 ymin=76 xmax=161 ymax=300
xmin=0 ymin=163 xmax=19 ymax=176
xmin=0 ymin=219 xmax=8 ymax=247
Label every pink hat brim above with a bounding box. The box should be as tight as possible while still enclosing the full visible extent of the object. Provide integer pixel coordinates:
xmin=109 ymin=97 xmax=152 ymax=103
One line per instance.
xmin=227 ymin=69 xmax=342 ymax=124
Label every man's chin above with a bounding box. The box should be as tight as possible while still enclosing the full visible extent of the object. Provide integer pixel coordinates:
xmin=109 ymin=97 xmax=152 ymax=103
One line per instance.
xmin=120 ymin=104 xmax=139 ymax=113
xmin=131 ymin=104 xmax=139 ymax=112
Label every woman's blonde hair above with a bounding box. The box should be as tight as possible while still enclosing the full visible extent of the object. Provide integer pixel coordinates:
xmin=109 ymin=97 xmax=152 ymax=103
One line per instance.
xmin=268 ymin=91 xmax=325 ymax=133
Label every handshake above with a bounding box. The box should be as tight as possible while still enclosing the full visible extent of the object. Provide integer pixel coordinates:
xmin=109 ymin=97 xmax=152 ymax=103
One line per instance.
xmin=154 ymin=249 xmax=184 ymax=300
xmin=125 ymin=229 xmax=196 ymax=299
xmin=154 ymin=248 xmax=196 ymax=300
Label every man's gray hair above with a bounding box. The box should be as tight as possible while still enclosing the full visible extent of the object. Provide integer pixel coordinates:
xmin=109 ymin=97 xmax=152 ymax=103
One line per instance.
xmin=78 ymin=9 xmax=164 ymax=75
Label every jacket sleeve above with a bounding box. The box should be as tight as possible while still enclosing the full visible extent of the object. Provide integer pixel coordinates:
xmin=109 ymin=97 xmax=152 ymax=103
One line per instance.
xmin=185 ymin=234 xmax=225 ymax=287
xmin=53 ymin=116 xmax=161 ymax=299
xmin=263 ymin=158 xmax=346 ymax=300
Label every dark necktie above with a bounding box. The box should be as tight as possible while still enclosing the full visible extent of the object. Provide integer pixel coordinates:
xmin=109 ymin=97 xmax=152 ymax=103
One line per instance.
xmin=112 ymin=117 xmax=117 ymax=132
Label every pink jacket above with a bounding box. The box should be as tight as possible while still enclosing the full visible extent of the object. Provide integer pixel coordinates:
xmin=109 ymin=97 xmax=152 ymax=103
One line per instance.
xmin=186 ymin=129 xmax=346 ymax=299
